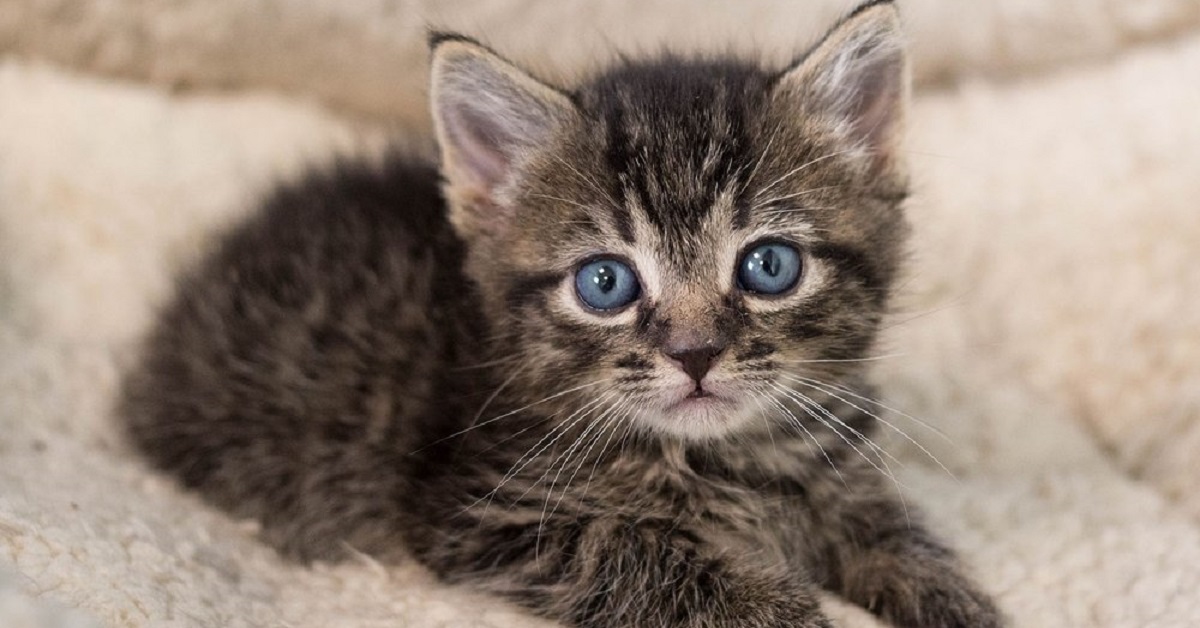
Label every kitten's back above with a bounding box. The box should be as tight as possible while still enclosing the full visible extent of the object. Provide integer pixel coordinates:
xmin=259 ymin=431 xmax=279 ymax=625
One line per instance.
xmin=120 ymin=154 xmax=477 ymax=560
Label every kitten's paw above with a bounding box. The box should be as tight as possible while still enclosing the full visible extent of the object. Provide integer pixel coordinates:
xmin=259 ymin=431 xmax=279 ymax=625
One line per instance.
xmin=770 ymin=605 xmax=834 ymax=628
xmin=874 ymin=579 xmax=1004 ymax=628
xmin=752 ymin=596 xmax=835 ymax=628
xmin=699 ymin=585 xmax=833 ymax=628
xmin=841 ymin=544 xmax=1004 ymax=628
xmin=925 ymin=584 xmax=1005 ymax=628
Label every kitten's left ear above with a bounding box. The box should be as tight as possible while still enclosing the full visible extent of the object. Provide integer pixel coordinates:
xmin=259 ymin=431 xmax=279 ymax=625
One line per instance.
xmin=429 ymin=34 xmax=576 ymax=238
xmin=774 ymin=0 xmax=908 ymax=179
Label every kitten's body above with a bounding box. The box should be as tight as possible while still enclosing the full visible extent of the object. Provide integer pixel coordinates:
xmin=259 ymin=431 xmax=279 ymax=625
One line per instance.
xmin=121 ymin=3 xmax=1002 ymax=626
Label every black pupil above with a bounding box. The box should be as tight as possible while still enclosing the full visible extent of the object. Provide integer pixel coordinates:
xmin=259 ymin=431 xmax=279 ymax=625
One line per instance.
xmin=594 ymin=266 xmax=617 ymax=293
xmin=760 ymin=249 xmax=779 ymax=277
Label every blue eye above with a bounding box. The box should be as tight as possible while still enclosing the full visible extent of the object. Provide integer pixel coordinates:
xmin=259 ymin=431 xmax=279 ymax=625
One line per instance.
xmin=738 ymin=242 xmax=802 ymax=295
xmin=575 ymin=258 xmax=641 ymax=311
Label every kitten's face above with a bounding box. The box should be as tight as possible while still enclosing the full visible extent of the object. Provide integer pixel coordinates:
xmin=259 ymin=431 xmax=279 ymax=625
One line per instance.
xmin=431 ymin=9 xmax=908 ymax=440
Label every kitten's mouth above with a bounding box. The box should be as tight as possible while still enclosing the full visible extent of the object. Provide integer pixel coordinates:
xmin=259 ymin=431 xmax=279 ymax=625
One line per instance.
xmin=669 ymin=384 xmax=728 ymax=409
xmin=658 ymin=378 xmax=742 ymax=418
xmin=650 ymin=380 xmax=758 ymax=439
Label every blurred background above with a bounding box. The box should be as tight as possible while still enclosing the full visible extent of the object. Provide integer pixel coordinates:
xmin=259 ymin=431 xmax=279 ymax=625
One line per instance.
xmin=1 ymin=1 xmax=1199 ymax=626
xmin=4 ymin=0 xmax=1199 ymax=126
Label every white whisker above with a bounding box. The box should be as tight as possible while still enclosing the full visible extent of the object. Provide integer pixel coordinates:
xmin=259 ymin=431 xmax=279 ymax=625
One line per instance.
xmin=538 ymin=393 xmax=618 ymax=513
xmin=742 ymin=122 xmax=782 ymax=194
xmin=578 ymin=402 xmax=634 ymax=501
xmin=551 ymin=154 xmax=609 ymax=199
xmin=770 ymin=382 xmax=898 ymax=488
xmin=758 ymin=384 xmax=846 ymax=487
xmin=753 ymin=150 xmax=855 ymax=200
xmin=752 ymin=185 xmax=841 ymax=208
xmin=773 ymin=382 xmax=912 ymax=518
xmin=415 ymin=378 xmax=612 ymax=453
xmin=757 ymin=205 xmax=837 ymax=217
xmin=785 ymin=375 xmax=958 ymax=482
xmin=528 ymin=193 xmax=593 ymax=212
xmin=450 ymin=353 xmax=525 ymax=371
xmin=510 ymin=393 xmax=613 ymax=505
xmin=534 ymin=392 xmax=620 ymax=557
xmin=776 ymin=353 xmax=907 ymax=365
xmin=788 ymin=375 xmax=951 ymax=442
xmin=463 ymin=365 xmax=526 ymax=440
xmin=749 ymin=391 xmax=781 ymax=462
xmin=783 ymin=384 xmax=905 ymax=469
xmin=466 ymin=390 xmax=612 ymax=518
xmin=549 ymin=396 xmax=634 ymax=520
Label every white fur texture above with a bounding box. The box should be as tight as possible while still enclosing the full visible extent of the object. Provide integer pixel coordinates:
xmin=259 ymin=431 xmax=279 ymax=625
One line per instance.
xmin=2 ymin=3 xmax=1200 ymax=627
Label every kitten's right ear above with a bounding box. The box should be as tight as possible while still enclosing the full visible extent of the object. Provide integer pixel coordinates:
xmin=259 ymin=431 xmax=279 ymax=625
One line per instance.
xmin=429 ymin=34 xmax=575 ymax=237
xmin=773 ymin=0 xmax=908 ymax=181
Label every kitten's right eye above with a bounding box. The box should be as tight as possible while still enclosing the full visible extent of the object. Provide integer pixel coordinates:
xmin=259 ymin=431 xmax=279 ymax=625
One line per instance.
xmin=737 ymin=241 xmax=802 ymax=296
xmin=574 ymin=258 xmax=641 ymax=312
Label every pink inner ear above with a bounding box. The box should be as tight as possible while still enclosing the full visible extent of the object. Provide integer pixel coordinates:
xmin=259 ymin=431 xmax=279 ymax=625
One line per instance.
xmin=443 ymin=104 xmax=513 ymax=195
xmin=432 ymin=44 xmax=575 ymax=230
xmin=775 ymin=7 xmax=907 ymax=178
xmin=846 ymin=53 xmax=903 ymax=170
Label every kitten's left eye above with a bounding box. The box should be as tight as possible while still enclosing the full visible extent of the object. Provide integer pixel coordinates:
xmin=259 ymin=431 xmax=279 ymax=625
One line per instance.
xmin=738 ymin=242 xmax=802 ymax=295
xmin=575 ymin=258 xmax=641 ymax=311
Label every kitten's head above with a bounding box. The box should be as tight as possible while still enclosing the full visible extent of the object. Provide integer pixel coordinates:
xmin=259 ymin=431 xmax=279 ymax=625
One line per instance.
xmin=431 ymin=1 xmax=909 ymax=441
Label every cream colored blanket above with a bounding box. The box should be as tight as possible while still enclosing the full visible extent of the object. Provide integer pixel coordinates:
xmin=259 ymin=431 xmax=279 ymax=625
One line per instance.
xmin=2 ymin=1 xmax=1199 ymax=626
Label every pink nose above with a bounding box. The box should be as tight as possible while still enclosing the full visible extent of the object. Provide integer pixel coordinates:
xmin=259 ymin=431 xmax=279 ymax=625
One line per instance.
xmin=664 ymin=344 xmax=725 ymax=383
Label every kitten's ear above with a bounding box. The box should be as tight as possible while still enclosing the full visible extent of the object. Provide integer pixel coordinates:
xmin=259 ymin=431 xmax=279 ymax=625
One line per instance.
xmin=774 ymin=1 xmax=908 ymax=179
xmin=429 ymin=34 xmax=575 ymax=236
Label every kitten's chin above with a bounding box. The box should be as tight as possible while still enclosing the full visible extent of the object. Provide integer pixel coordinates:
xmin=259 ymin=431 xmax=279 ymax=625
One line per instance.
xmin=643 ymin=391 xmax=760 ymax=442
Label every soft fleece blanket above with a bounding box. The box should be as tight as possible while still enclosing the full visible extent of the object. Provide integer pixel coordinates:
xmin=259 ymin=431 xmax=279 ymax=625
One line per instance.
xmin=2 ymin=1 xmax=1199 ymax=626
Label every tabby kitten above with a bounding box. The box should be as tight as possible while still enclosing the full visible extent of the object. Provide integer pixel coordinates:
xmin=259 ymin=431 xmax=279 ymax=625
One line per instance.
xmin=120 ymin=1 xmax=1002 ymax=626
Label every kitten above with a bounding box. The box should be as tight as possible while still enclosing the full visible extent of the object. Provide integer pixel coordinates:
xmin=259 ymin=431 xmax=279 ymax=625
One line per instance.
xmin=120 ymin=1 xmax=1003 ymax=626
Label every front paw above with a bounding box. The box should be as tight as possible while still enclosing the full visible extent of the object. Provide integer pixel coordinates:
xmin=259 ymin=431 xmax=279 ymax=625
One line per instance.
xmin=868 ymin=577 xmax=1004 ymax=628
xmin=723 ymin=589 xmax=836 ymax=628
xmin=769 ymin=601 xmax=835 ymax=628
